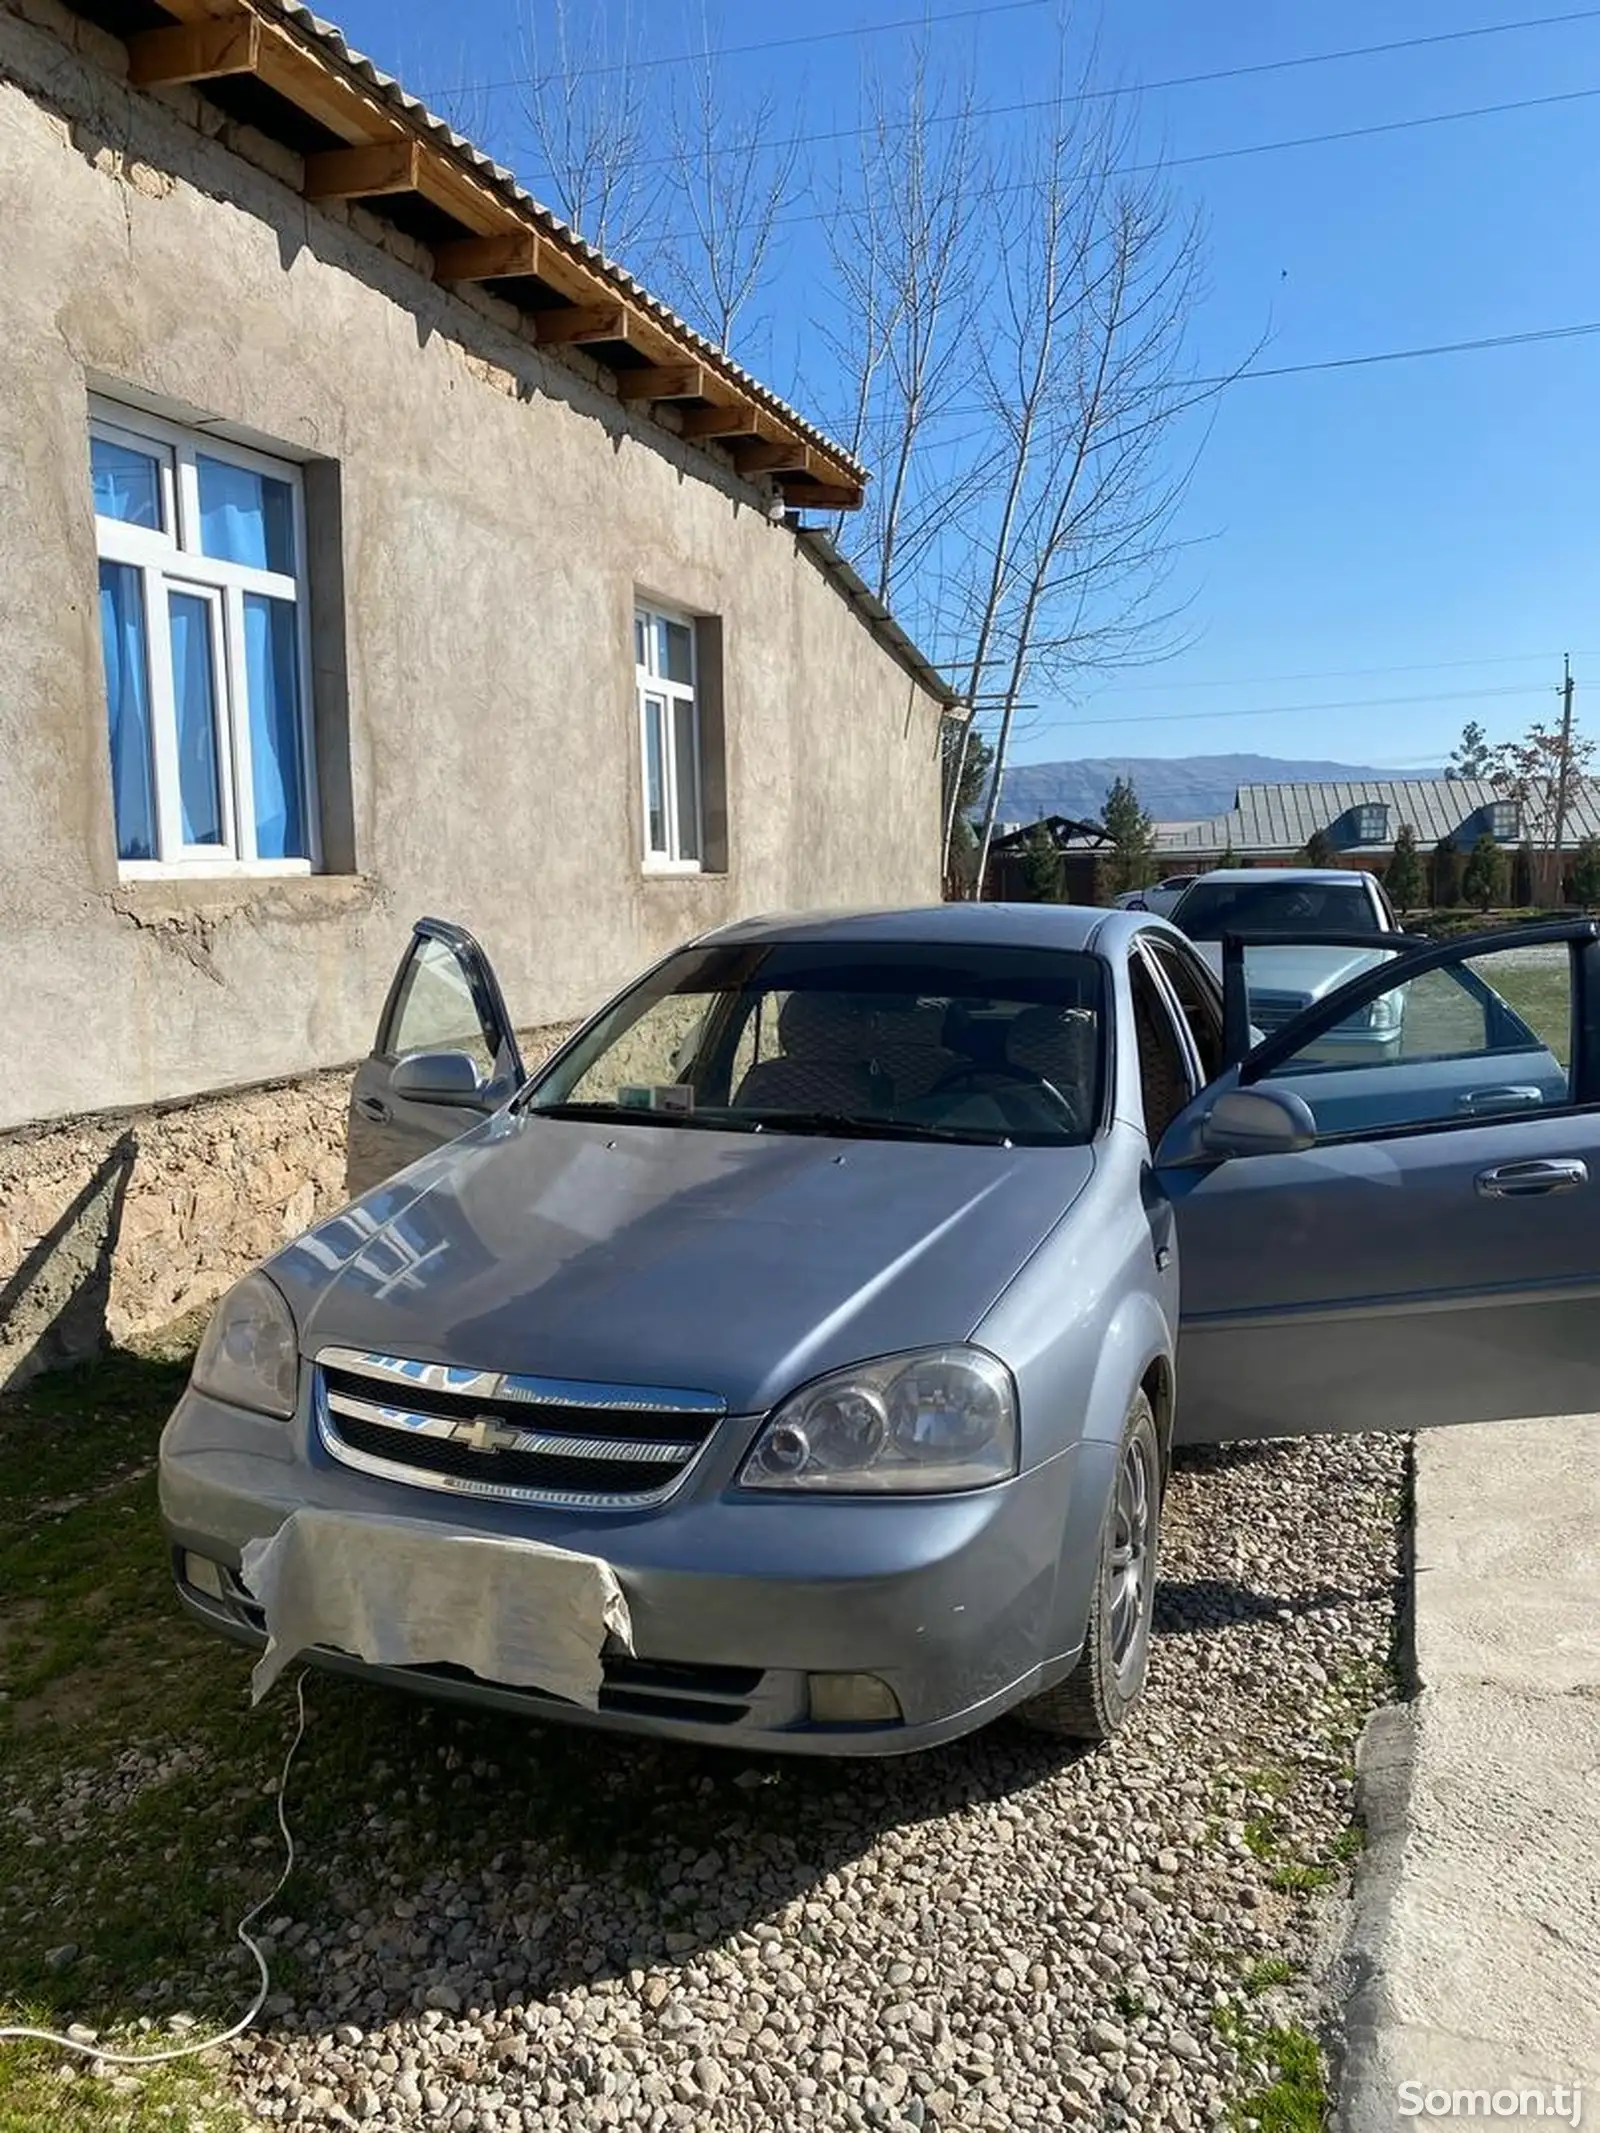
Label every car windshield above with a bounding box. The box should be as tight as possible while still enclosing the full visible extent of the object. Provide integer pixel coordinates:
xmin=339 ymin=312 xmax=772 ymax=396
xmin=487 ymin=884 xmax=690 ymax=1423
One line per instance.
xmin=520 ymin=940 xmax=1107 ymax=1147
xmin=1173 ymin=879 xmax=1377 ymax=940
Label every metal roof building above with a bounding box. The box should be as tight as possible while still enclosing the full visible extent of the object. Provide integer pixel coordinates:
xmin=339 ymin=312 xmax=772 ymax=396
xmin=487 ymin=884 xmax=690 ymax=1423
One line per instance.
xmin=1154 ymin=778 xmax=1600 ymax=858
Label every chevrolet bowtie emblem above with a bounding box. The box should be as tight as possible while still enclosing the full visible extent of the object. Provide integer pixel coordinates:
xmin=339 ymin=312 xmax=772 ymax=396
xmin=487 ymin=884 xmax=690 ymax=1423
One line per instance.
xmin=455 ymin=1414 xmax=518 ymax=1454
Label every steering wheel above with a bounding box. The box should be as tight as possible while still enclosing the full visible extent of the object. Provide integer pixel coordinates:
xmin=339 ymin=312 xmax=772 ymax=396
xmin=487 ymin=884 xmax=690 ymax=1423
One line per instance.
xmin=928 ymin=1062 xmax=1082 ymax=1132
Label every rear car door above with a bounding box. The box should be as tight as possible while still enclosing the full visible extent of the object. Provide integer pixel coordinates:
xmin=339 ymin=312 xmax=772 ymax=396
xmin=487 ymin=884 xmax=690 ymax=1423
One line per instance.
xmin=1155 ymin=922 xmax=1600 ymax=1441
xmin=345 ymin=918 xmax=525 ymax=1197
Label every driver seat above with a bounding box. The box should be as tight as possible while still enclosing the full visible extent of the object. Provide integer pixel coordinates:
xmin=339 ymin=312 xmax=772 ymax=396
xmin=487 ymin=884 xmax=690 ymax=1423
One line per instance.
xmin=1005 ymin=1005 xmax=1096 ymax=1108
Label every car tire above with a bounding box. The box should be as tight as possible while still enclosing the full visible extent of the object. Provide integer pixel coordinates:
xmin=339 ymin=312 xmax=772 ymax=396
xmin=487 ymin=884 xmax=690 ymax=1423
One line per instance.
xmin=1019 ymin=1390 xmax=1161 ymax=1741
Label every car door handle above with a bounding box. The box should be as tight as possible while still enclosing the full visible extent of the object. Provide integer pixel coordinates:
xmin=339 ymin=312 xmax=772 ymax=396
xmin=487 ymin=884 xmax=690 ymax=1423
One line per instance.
xmin=1475 ymin=1158 xmax=1588 ymax=1198
xmin=1457 ymin=1085 xmax=1545 ymax=1114
xmin=355 ymin=1094 xmax=391 ymax=1123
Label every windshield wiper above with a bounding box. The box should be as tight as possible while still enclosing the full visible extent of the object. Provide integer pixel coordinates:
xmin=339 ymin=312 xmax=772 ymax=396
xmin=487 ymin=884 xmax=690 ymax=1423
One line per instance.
xmin=525 ymin=1101 xmax=761 ymax=1131
xmin=739 ymin=1110 xmax=1012 ymax=1147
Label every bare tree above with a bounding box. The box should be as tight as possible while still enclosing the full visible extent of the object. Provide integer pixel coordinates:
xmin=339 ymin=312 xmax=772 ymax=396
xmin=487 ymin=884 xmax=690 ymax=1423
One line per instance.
xmin=1491 ymin=701 xmax=1595 ymax=901
xmin=514 ymin=0 xmax=664 ymax=265
xmin=963 ymin=69 xmax=1215 ymax=894
xmin=660 ymin=26 xmax=801 ymax=356
xmin=822 ymin=48 xmax=989 ymax=614
xmin=417 ymin=48 xmax=493 ymax=148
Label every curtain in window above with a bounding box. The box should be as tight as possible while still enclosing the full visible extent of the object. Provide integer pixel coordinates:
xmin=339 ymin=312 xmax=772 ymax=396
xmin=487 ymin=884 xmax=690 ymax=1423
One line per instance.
xmin=91 ymin=438 xmax=161 ymax=528
xmin=672 ymin=701 xmax=701 ymax=862
xmin=167 ymin=593 xmax=225 ymax=846
xmin=244 ymin=595 xmax=307 ymax=859
xmin=198 ymin=456 xmax=294 ymax=572
xmin=97 ymin=561 xmax=156 ymax=860
xmin=642 ymin=696 xmax=667 ymax=854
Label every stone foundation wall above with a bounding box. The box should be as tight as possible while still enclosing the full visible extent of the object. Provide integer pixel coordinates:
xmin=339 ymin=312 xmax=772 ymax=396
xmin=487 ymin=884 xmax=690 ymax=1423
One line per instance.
xmin=0 ymin=1072 xmax=350 ymax=1390
xmin=0 ymin=1025 xmax=576 ymax=1390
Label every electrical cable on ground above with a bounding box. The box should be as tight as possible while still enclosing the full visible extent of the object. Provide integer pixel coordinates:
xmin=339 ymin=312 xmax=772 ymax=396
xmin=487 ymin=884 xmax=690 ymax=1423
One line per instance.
xmin=0 ymin=1671 xmax=310 ymax=2072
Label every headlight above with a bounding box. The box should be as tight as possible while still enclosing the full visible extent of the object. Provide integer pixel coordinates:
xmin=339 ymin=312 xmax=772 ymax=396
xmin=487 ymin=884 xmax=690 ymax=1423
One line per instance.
xmin=191 ymin=1272 xmax=300 ymax=1420
xmin=1335 ymin=991 xmax=1403 ymax=1034
xmin=740 ymin=1348 xmax=1017 ymax=1494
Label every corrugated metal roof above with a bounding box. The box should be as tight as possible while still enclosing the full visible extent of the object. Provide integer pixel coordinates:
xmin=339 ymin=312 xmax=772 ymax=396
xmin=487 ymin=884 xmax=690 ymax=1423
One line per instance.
xmin=254 ymin=0 xmax=864 ymax=481
xmin=1154 ymin=777 xmax=1600 ymax=855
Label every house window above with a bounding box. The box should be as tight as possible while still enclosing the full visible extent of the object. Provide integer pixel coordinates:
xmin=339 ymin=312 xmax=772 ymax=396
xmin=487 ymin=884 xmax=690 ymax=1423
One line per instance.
xmin=1489 ymin=800 xmax=1520 ymax=841
xmin=1354 ymin=803 xmax=1389 ymax=844
xmin=89 ymin=398 xmax=317 ymax=874
xmin=635 ymin=604 xmax=703 ymax=869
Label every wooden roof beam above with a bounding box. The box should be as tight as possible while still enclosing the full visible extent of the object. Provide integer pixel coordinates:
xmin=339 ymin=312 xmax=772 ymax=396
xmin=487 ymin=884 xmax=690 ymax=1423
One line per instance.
xmin=678 ymin=402 xmax=768 ymax=440
xmin=618 ymin=363 xmax=706 ymax=403
xmin=781 ymin=480 xmax=864 ymax=511
xmin=533 ymin=303 xmax=632 ymax=346
xmin=434 ymin=231 xmax=544 ymax=282
xmin=304 ymin=138 xmax=423 ymax=201
xmin=127 ymin=13 xmax=260 ymax=88
xmin=735 ymin=439 xmax=817 ymax=477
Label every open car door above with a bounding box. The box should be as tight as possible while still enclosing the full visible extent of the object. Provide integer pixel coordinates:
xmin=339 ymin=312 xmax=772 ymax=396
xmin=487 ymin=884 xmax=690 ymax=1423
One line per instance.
xmin=1155 ymin=921 xmax=1600 ymax=1443
xmin=345 ymin=918 xmax=525 ymax=1197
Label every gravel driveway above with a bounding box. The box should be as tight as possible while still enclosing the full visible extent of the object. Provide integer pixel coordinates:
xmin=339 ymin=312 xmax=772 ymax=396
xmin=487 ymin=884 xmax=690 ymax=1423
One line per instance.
xmin=223 ymin=1429 xmax=1405 ymax=2132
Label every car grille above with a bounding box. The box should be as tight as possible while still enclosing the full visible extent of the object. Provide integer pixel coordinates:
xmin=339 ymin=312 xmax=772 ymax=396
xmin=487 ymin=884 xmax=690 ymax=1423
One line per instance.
xmin=314 ymin=1349 xmax=725 ymax=1509
xmin=1246 ymin=990 xmax=1309 ymax=1036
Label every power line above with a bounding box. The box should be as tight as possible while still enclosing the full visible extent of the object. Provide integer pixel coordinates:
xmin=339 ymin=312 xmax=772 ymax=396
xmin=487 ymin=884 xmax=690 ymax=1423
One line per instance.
xmin=429 ymin=0 xmax=1053 ymax=93
xmin=637 ymin=82 xmax=1600 ymax=246
xmin=1083 ymin=651 xmax=1600 ymax=694
xmin=884 ymin=317 xmax=1600 ymax=430
xmin=823 ymin=317 xmax=1600 ymax=453
xmin=1197 ymin=318 xmax=1600 ymax=386
xmin=1023 ymin=682 xmax=1548 ymax=735
xmin=427 ymin=3 xmax=1600 ymax=102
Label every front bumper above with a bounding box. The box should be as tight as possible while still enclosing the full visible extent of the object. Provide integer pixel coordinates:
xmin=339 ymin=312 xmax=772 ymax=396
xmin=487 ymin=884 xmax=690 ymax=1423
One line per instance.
xmin=160 ymin=1388 xmax=1103 ymax=1756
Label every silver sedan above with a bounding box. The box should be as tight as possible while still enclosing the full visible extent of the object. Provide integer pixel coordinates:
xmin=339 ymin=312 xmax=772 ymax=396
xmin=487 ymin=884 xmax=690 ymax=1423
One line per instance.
xmin=160 ymin=905 xmax=1599 ymax=1754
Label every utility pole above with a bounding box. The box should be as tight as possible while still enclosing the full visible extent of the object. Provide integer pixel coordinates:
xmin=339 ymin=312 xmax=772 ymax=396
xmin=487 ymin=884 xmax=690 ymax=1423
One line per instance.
xmin=1550 ymin=653 xmax=1576 ymax=904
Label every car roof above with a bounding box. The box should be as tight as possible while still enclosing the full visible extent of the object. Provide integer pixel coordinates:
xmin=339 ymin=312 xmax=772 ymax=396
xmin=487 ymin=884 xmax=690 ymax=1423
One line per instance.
xmin=696 ymin=902 xmax=1150 ymax=954
xmin=1176 ymin=868 xmax=1374 ymax=887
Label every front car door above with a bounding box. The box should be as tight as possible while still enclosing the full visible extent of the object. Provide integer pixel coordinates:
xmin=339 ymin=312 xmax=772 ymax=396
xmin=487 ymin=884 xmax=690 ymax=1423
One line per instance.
xmin=345 ymin=918 xmax=525 ymax=1197
xmin=1156 ymin=922 xmax=1600 ymax=1441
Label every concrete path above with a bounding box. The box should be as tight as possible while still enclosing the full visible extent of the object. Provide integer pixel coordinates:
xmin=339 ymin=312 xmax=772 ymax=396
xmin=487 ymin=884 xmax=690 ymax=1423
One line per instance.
xmin=1333 ymin=1416 xmax=1600 ymax=2132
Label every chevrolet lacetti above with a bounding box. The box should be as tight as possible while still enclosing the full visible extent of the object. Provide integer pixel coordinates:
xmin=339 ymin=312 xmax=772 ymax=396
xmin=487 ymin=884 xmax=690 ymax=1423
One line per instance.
xmin=160 ymin=905 xmax=1600 ymax=1753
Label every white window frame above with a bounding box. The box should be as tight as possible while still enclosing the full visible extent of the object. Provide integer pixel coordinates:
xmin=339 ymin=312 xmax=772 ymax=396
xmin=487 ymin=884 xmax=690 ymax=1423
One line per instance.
xmin=634 ymin=603 xmax=703 ymax=873
xmin=89 ymin=395 xmax=319 ymax=878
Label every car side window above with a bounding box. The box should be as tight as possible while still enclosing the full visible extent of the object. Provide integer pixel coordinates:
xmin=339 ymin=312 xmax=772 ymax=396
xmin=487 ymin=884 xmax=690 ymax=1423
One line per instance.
xmin=1143 ymin=937 xmax=1223 ymax=1081
xmin=384 ymin=936 xmax=498 ymax=1075
xmin=1129 ymin=959 xmax=1194 ymax=1144
xmin=1250 ymin=940 xmax=1574 ymax=1138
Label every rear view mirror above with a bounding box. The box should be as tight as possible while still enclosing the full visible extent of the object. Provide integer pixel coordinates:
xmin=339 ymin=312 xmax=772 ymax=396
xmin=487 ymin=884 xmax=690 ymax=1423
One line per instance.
xmin=1200 ymin=1086 xmax=1317 ymax=1159
xmin=390 ymin=1050 xmax=488 ymax=1108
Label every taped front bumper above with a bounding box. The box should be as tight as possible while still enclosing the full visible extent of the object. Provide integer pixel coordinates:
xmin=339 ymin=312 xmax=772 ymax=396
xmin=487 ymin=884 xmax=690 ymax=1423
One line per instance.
xmin=161 ymin=1388 xmax=1102 ymax=1756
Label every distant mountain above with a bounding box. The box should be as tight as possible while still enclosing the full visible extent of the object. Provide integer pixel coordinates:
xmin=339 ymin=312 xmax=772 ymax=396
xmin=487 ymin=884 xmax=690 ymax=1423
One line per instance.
xmin=996 ymin=754 xmax=1444 ymax=826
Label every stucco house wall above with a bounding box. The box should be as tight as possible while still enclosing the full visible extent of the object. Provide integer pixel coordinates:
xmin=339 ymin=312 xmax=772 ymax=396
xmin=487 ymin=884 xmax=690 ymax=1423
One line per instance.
xmin=0 ymin=0 xmax=947 ymax=1381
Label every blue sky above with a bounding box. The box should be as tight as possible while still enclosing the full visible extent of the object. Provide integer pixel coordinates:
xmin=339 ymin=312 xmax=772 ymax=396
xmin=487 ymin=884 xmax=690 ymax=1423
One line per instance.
xmin=329 ymin=0 xmax=1600 ymax=769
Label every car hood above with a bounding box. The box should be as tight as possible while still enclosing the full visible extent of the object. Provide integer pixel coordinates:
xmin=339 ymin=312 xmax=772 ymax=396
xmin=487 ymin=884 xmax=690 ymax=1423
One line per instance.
xmin=270 ymin=1113 xmax=1095 ymax=1414
xmin=1191 ymin=941 xmax=1390 ymax=1000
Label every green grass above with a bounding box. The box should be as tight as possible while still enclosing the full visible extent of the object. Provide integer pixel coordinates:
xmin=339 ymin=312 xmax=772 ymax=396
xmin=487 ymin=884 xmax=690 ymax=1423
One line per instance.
xmin=0 ymin=1334 xmax=889 ymax=2127
xmin=1242 ymin=1814 xmax=1281 ymax=1861
xmin=1268 ymin=1863 xmax=1335 ymax=1895
xmin=1240 ymin=1957 xmax=1295 ymax=1997
xmin=1221 ymin=2013 xmax=1327 ymax=2133
xmin=0 ymin=1332 xmax=1385 ymax=2131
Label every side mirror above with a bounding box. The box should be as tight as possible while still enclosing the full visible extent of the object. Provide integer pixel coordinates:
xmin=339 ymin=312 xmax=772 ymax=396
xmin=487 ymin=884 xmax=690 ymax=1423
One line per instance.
xmin=390 ymin=1049 xmax=489 ymax=1108
xmin=1200 ymin=1085 xmax=1317 ymax=1159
